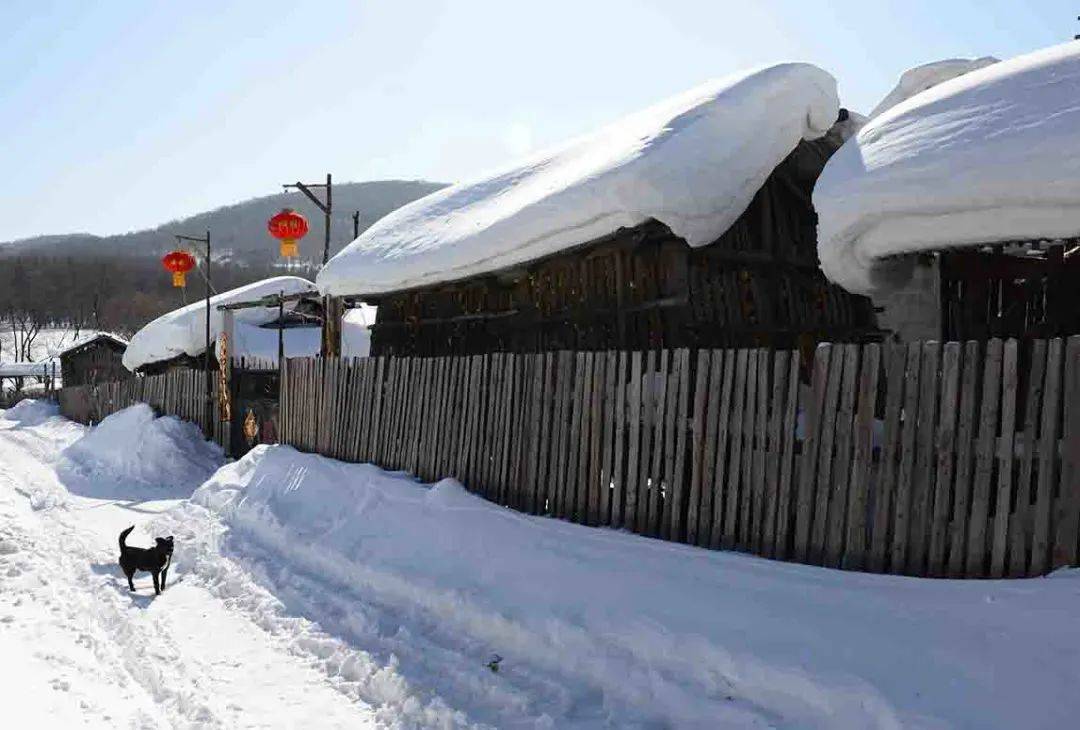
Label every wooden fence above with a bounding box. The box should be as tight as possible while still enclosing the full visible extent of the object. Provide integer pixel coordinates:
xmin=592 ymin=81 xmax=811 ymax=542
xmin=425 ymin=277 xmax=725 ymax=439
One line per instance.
xmin=58 ymin=369 xmax=226 ymax=444
xmin=280 ymin=337 xmax=1080 ymax=579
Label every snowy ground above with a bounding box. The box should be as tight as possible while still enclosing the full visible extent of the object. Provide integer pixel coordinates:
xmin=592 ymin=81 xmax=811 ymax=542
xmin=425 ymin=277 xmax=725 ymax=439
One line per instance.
xmin=1 ymin=401 xmax=1078 ymax=728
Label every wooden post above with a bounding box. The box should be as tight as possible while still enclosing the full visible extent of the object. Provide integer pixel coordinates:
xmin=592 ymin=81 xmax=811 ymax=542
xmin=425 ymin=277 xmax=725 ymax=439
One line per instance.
xmin=321 ymin=296 xmax=344 ymax=359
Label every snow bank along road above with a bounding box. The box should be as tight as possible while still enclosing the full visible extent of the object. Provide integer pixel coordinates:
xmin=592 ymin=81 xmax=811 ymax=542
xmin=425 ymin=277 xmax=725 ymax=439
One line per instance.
xmin=1 ymin=401 xmax=1078 ymax=728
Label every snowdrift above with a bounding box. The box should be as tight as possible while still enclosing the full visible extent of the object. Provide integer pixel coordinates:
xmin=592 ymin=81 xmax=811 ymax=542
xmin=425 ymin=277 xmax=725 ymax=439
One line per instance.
xmin=122 ymin=276 xmax=317 ymax=371
xmin=815 ymin=41 xmax=1080 ymax=295
xmin=0 ymin=399 xmax=58 ymax=427
xmin=318 ymin=63 xmax=839 ymax=296
xmin=193 ymin=444 xmax=1080 ymax=728
xmin=61 ymin=404 xmax=222 ymax=498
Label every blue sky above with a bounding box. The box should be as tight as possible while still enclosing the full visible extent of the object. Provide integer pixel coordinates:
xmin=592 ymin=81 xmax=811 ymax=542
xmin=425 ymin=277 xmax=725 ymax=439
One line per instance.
xmin=1 ymin=0 xmax=1074 ymax=241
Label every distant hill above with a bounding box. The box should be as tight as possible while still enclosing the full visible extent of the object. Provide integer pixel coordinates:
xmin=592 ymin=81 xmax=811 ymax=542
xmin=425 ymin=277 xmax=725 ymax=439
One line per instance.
xmin=0 ymin=180 xmax=445 ymax=337
xmin=0 ymin=179 xmax=446 ymax=266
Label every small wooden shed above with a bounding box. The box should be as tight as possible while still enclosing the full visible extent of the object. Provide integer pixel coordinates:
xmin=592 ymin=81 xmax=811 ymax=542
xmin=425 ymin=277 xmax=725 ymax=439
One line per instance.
xmin=58 ymin=334 xmax=130 ymax=387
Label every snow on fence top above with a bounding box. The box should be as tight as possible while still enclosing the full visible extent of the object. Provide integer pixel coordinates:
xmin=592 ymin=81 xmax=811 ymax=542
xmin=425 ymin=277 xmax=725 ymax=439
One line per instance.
xmin=815 ymin=42 xmax=1080 ymax=296
xmin=317 ymin=63 xmax=840 ymax=296
xmin=122 ymin=276 xmax=317 ymax=372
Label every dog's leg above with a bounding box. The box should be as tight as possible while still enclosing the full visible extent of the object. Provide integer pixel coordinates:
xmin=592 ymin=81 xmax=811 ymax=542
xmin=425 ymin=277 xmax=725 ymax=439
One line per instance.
xmin=152 ymin=571 xmax=160 ymax=595
xmin=161 ymin=566 xmax=168 ymax=591
xmin=125 ymin=568 xmax=136 ymax=592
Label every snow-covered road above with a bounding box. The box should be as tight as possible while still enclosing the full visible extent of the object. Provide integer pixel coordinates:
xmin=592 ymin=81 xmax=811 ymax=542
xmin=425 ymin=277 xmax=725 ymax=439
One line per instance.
xmin=2 ymin=400 xmax=1079 ymax=729
xmin=0 ymin=404 xmax=374 ymax=729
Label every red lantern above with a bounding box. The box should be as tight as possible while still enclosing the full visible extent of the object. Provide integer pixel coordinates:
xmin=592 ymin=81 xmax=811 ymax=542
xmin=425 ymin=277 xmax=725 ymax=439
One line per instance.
xmin=162 ymin=250 xmax=196 ymax=288
xmin=267 ymin=208 xmax=309 ymax=258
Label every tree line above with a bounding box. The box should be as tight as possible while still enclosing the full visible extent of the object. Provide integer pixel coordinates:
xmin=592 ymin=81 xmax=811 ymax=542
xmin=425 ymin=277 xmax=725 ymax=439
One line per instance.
xmin=0 ymin=252 xmax=318 ymax=356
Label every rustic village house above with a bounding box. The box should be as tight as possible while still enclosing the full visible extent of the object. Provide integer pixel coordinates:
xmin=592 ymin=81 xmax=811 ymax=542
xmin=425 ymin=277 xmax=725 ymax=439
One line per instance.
xmin=317 ymin=64 xmax=879 ymax=358
xmin=58 ymin=333 xmax=130 ymax=387
xmin=814 ymin=43 xmax=1080 ymax=343
xmin=122 ymin=277 xmax=323 ymax=375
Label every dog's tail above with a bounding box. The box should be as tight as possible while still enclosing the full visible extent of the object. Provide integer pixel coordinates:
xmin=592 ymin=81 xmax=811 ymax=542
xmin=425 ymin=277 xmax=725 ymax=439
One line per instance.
xmin=118 ymin=525 xmax=135 ymax=552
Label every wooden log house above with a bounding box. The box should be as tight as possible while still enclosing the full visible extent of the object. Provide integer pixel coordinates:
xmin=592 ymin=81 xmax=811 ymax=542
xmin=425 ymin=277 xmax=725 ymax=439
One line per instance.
xmin=58 ymin=333 xmax=130 ymax=387
xmin=355 ymin=115 xmax=879 ymax=358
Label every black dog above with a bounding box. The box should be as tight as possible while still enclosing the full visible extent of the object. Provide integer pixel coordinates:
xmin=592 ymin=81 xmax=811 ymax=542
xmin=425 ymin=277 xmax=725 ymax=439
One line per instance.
xmin=118 ymin=525 xmax=173 ymax=595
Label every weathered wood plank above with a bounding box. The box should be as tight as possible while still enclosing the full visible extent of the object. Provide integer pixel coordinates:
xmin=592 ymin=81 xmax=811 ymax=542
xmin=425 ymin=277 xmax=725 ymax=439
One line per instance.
xmin=907 ymin=341 xmax=941 ymax=576
xmin=667 ymin=349 xmax=691 ymax=541
xmin=825 ymin=344 xmax=860 ymax=568
xmin=1031 ymin=338 xmax=1064 ymax=576
xmin=646 ymin=350 xmax=669 ymax=537
xmin=370 ymin=358 xmax=387 ymax=464
xmin=966 ymin=338 xmax=1003 ymax=578
xmin=750 ymin=349 xmax=771 ymax=554
xmin=566 ymin=353 xmax=586 ymax=519
xmin=843 ymin=343 xmax=880 ymax=571
xmin=600 ymin=350 xmax=618 ymax=525
xmin=499 ymin=354 xmax=518 ymax=505
xmin=762 ymin=350 xmax=789 ymax=559
xmin=625 ymin=351 xmax=643 ymax=531
xmin=611 ymin=351 xmax=628 ymax=527
xmin=698 ymin=350 xmax=723 ymax=547
xmin=889 ymin=342 xmax=923 ymax=573
xmin=687 ymin=349 xmax=711 ymax=545
xmin=948 ymin=342 xmax=981 ymax=577
xmin=774 ymin=350 xmax=800 ymax=561
xmin=722 ymin=348 xmax=750 ymax=550
xmin=1053 ymin=335 xmax=1080 ymax=569
xmin=467 ymin=355 xmax=488 ymax=488
xmin=708 ymin=350 xmax=736 ymax=550
xmin=809 ymin=342 xmax=844 ymax=565
xmin=587 ymin=353 xmax=605 ymax=525
xmin=486 ymin=352 xmax=505 ymax=496
xmin=636 ymin=350 xmax=657 ymax=533
xmin=989 ymin=339 xmax=1020 ymax=576
xmin=928 ymin=342 xmax=961 ymax=576
xmin=553 ymin=351 xmax=574 ymax=518
xmin=793 ymin=344 xmax=831 ymax=562
xmin=1010 ymin=340 xmax=1047 ymax=576
xmin=736 ymin=349 xmax=760 ymax=550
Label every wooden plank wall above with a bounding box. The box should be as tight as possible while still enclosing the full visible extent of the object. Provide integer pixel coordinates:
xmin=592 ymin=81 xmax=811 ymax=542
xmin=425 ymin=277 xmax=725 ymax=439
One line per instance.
xmin=58 ymin=369 xmax=225 ymax=445
xmin=279 ymin=336 xmax=1080 ymax=578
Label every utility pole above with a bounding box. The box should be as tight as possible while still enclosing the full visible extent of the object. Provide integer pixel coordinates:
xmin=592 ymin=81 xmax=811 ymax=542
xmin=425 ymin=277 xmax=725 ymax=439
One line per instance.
xmin=282 ymin=173 xmax=332 ymax=265
xmin=352 ymin=210 xmax=361 ymax=239
xmin=176 ymin=231 xmax=213 ymax=439
xmin=281 ymin=174 xmax=341 ymax=358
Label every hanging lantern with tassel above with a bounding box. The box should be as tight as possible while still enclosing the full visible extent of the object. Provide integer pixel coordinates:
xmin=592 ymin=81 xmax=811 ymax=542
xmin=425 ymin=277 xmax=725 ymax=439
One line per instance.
xmin=162 ymin=250 xmax=196 ymax=288
xmin=267 ymin=208 xmax=309 ymax=258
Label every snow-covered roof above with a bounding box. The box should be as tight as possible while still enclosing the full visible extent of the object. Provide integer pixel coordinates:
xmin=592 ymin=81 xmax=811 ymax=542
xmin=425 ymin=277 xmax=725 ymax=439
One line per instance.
xmin=317 ymin=63 xmax=840 ymax=296
xmin=56 ymin=332 xmax=129 ymax=358
xmin=815 ymin=42 xmax=1080 ymax=296
xmin=122 ymin=276 xmax=317 ymax=371
xmin=868 ymin=57 xmax=999 ymax=118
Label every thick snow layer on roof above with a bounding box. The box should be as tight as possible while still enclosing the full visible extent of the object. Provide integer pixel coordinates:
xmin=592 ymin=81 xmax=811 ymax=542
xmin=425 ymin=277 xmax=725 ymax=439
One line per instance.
xmin=815 ymin=42 xmax=1080 ymax=295
xmin=55 ymin=332 xmax=128 ymax=358
xmin=122 ymin=277 xmax=317 ymax=371
xmin=318 ymin=63 xmax=839 ymax=296
xmin=869 ymin=57 xmax=999 ymax=117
